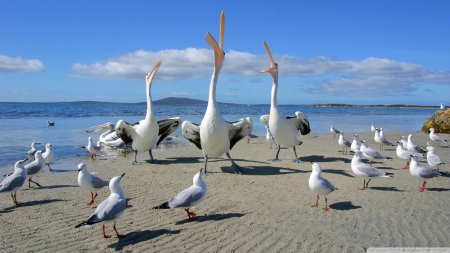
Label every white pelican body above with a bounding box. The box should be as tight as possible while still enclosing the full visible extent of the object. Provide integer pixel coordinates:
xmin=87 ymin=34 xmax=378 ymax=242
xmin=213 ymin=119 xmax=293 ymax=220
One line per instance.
xmin=115 ymin=60 xmax=181 ymax=164
xmin=259 ymin=41 xmax=310 ymax=162
xmin=182 ymin=11 xmax=253 ymax=174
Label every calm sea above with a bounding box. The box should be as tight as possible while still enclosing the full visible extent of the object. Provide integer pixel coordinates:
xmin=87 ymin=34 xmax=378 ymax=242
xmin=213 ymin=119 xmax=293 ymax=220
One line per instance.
xmin=0 ymin=102 xmax=436 ymax=175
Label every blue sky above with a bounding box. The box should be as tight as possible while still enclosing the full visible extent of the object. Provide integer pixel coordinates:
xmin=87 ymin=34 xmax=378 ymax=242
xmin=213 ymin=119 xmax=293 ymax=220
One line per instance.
xmin=1 ymin=1 xmax=449 ymax=105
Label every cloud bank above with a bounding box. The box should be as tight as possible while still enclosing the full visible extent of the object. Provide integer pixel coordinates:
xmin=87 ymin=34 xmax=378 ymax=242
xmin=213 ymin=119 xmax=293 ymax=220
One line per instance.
xmin=0 ymin=55 xmax=45 ymax=73
xmin=71 ymin=49 xmax=450 ymax=97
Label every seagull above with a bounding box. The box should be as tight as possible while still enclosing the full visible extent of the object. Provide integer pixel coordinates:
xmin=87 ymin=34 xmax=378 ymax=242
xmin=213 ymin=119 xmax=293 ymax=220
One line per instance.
xmin=429 ymin=128 xmax=447 ymax=147
xmin=259 ymin=41 xmax=310 ymax=163
xmin=245 ymin=134 xmax=258 ymax=144
xmin=309 ymin=162 xmax=337 ymax=211
xmin=80 ymin=137 xmax=102 ymax=159
xmin=426 ymin=146 xmax=445 ymax=170
xmin=409 ymin=155 xmax=444 ymax=192
xmin=264 ymin=126 xmax=278 ymax=149
xmin=338 ymin=132 xmax=351 ymax=155
xmin=153 ymin=168 xmax=207 ymax=220
xmin=42 ymin=143 xmax=54 ymax=172
xmin=371 ymin=123 xmax=376 ymax=132
xmin=350 ymin=134 xmax=361 ymax=152
xmin=26 ymin=142 xmax=41 ymax=160
xmin=374 ymin=128 xmax=394 ymax=150
xmin=115 ymin=60 xmax=181 ymax=165
xmin=440 ymin=103 xmax=445 ymax=111
xmin=75 ymin=173 xmax=126 ymax=238
xmin=351 ymin=150 xmax=394 ymax=190
xmin=360 ymin=140 xmax=392 ymax=165
xmin=25 ymin=150 xmax=45 ymax=189
xmin=0 ymin=158 xmax=28 ymax=205
xmin=407 ymin=134 xmax=426 ymax=154
xmin=47 ymin=121 xmax=55 ymax=127
xmin=182 ymin=11 xmax=253 ymax=174
xmin=399 ymin=136 xmax=408 ymax=150
xmin=330 ymin=126 xmax=340 ymax=138
xmin=395 ymin=141 xmax=424 ymax=170
xmin=77 ymin=163 xmax=110 ymax=205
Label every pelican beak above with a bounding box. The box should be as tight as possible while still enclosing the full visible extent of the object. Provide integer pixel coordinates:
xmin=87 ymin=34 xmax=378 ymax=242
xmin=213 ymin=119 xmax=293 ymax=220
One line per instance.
xmin=146 ymin=60 xmax=162 ymax=83
xmin=84 ymin=123 xmax=109 ymax=133
xmin=260 ymin=41 xmax=277 ymax=74
xmin=205 ymin=11 xmax=225 ymax=73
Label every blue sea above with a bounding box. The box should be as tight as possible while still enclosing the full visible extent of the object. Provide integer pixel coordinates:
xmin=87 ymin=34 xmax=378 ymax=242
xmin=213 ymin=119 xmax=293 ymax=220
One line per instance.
xmin=0 ymin=102 xmax=436 ymax=175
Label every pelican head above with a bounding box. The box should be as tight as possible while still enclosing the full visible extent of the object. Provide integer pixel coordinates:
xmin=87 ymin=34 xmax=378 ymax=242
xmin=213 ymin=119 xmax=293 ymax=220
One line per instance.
xmin=205 ymin=10 xmax=225 ymax=73
xmin=146 ymin=60 xmax=162 ymax=88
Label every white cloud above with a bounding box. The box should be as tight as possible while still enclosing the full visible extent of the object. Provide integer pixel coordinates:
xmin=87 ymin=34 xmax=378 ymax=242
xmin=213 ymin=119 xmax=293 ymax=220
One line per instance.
xmin=71 ymin=49 xmax=450 ymax=97
xmin=0 ymin=55 xmax=44 ymax=73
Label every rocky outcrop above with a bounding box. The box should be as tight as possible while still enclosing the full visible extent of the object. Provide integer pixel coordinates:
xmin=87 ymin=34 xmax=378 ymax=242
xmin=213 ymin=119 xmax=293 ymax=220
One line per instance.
xmin=422 ymin=109 xmax=450 ymax=134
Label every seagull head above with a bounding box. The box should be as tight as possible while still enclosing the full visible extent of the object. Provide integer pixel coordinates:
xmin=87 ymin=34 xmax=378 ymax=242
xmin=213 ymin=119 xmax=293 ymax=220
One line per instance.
xmin=109 ymin=173 xmax=125 ymax=193
xmin=77 ymin=163 xmax=87 ymax=173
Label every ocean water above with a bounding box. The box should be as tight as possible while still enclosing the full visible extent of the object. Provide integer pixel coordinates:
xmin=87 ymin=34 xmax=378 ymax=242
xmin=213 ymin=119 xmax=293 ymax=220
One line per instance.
xmin=0 ymin=102 xmax=436 ymax=175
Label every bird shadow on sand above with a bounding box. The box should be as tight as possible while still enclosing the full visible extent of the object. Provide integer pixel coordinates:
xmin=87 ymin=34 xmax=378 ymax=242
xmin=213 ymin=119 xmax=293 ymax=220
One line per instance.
xmin=2 ymin=198 xmax=64 ymax=212
xmin=48 ymin=169 xmax=78 ymax=173
xmin=107 ymin=229 xmax=182 ymax=251
xmin=175 ymin=212 xmax=245 ymax=225
xmin=322 ymin=169 xmax=355 ymax=178
xmin=368 ymin=186 xmax=403 ymax=192
xmin=25 ymin=184 xmax=78 ymax=190
xmin=425 ymin=188 xmax=450 ymax=192
xmin=301 ymin=155 xmax=351 ymax=164
xmin=329 ymin=201 xmax=362 ymax=211
xmin=228 ymin=165 xmax=308 ymax=176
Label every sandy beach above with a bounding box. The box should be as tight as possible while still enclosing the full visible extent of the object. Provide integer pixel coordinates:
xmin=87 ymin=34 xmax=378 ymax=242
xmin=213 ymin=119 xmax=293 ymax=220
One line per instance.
xmin=1 ymin=131 xmax=449 ymax=252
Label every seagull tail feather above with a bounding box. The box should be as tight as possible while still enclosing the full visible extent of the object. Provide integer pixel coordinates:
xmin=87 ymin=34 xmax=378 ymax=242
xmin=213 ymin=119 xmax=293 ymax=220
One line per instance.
xmin=152 ymin=201 xmax=170 ymax=209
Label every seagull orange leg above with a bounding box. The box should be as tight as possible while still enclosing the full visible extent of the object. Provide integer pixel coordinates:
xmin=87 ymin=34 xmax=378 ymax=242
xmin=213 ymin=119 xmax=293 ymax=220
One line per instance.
xmin=402 ymin=161 xmax=410 ymax=170
xmin=322 ymin=197 xmax=329 ymax=211
xmin=311 ymin=195 xmax=319 ymax=208
xmin=87 ymin=192 xmax=97 ymax=205
xmin=113 ymin=224 xmax=125 ymax=238
xmin=102 ymin=224 xmax=111 ymax=238
xmin=419 ymin=181 xmax=426 ymax=192
xmin=365 ymin=179 xmax=371 ymax=189
xmin=184 ymin=208 xmax=197 ymax=221
xmin=359 ymin=179 xmax=366 ymax=190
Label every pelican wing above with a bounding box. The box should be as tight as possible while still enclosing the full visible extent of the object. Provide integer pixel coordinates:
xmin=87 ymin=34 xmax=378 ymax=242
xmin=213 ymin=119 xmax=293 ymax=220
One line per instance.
xmin=287 ymin=111 xmax=311 ymax=135
xmin=182 ymin=121 xmax=202 ymax=150
xmin=228 ymin=117 xmax=254 ymax=150
xmin=156 ymin=117 xmax=182 ymax=147
xmin=260 ymin=115 xmax=270 ymax=127
xmin=115 ymin=120 xmax=140 ymax=145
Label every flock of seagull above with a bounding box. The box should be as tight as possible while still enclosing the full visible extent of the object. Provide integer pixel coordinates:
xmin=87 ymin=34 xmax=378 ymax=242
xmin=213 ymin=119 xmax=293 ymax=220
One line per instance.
xmin=1 ymin=10 xmax=448 ymax=239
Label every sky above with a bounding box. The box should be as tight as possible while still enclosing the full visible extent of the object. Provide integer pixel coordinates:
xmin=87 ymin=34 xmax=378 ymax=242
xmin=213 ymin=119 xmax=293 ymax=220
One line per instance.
xmin=1 ymin=1 xmax=449 ymax=105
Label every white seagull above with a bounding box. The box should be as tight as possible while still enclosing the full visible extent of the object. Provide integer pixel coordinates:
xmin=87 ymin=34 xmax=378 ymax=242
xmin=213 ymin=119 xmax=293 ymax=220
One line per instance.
xmin=426 ymin=146 xmax=445 ymax=170
xmin=360 ymin=140 xmax=392 ymax=165
xmin=351 ymin=150 xmax=394 ymax=190
xmin=80 ymin=136 xmax=102 ymax=159
xmin=75 ymin=173 xmax=126 ymax=238
xmin=409 ymin=155 xmax=444 ymax=192
xmin=371 ymin=123 xmax=376 ymax=132
xmin=0 ymin=158 xmax=28 ymax=205
xmin=264 ymin=126 xmax=278 ymax=149
xmin=153 ymin=168 xmax=207 ymax=220
xmin=115 ymin=60 xmax=181 ymax=165
xmin=338 ymin=132 xmax=351 ymax=155
xmin=25 ymin=150 xmax=45 ymax=189
xmin=350 ymin=134 xmax=361 ymax=152
xmin=259 ymin=41 xmax=310 ymax=163
xmin=309 ymin=162 xmax=337 ymax=211
xmin=407 ymin=134 xmax=426 ymax=154
xmin=182 ymin=11 xmax=253 ymax=174
xmin=330 ymin=126 xmax=340 ymax=138
xmin=42 ymin=143 xmax=54 ymax=172
xmin=395 ymin=141 xmax=423 ymax=170
xmin=26 ymin=142 xmax=41 ymax=160
xmin=399 ymin=136 xmax=408 ymax=150
xmin=429 ymin=128 xmax=447 ymax=147
xmin=440 ymin=103 xmax=445 ymax=111
xmin=374 ymin=128 xmax=394 ymax=150
xmin=77 ymin=163 xmax=110 ymax=206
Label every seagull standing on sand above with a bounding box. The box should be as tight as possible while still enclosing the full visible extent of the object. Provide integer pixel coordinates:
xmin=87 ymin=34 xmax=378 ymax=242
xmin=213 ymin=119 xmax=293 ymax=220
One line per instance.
xmin=360 ymin=140 xmax=392 ymax=165
xmin=80 ymin=136 xmax=102 ymax=159
xmin=0 ymin=158 xmax=28 ymax=205
xmin=309 ymin=162 xmax=337 ymax=211
xmin=338 ymin=132 xmax=351 ymax=155
xmin=351 ymin=134 xmax=361 ymax=152
xmin=77 ymin=163 xmax=110 ymax=206
xmin=351 ymin=150 xmax=393 ymax=190
xmin=407 ymin=134 xmax=426 ymax=154
xmin=409 ymin=155 xmax=444 ymax=192
xmin=395 ymin=141 xmax=423 ymax=170
xmin=259 ymin=41 xmax=310 ymax=163
xmin=75 ymin=173 xmax=126 ymax=238
xmin=182 ymin=12 xmax=253 ymax=174
xmin=42 ymin=143 xmax=54 ymax=172
xmin=330 ymin=126 xmax=340 ymax=138
xmin=426 ymin=146 xmax=445 ymax=170
xmin=371 ymin=123 xmax=376 ymax=132
xmin=25 ymin=150 xmax=45 ymax=189
xmin=429 ymin=128 xmax=447 ymax=147
xmin=26 ymin=142 xmax=41 ymax=160
xmin=374 ymin=128 xmax=394 ymax=150
xmin=264 ymin=126 xmax=278 ymax=149
xmin=115 ymin=60 xmax=181 ymax=165
xmin=153 ymin=168 xmax=207 ymax=220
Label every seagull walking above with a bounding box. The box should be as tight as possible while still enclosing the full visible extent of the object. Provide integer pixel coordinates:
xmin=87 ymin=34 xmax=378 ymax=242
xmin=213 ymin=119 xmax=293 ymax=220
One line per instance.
xmin=42 ymin=143 xmax=54 ymax=172
xmin=77 ymin=163 xmax=110 ymax=205
xmin=25 ymin=150 xmax=45 ymax=189
xmin=351 ymin=150 xmax=393 ymax=190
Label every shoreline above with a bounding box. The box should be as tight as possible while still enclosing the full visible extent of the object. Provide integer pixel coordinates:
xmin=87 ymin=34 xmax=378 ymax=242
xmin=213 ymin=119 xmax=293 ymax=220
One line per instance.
xmin=1 ymin=131 xmax=449 ymax=252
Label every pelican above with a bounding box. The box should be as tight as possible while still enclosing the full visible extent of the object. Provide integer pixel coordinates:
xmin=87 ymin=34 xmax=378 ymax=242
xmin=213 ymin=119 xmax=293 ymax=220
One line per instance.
xmin=259 ymin=41 xmax=310 ymax=162
xmin=85 ymin=122 xmax=120 ymax=143
xmin=182 ymin=11 xmax=253 ymax=174
xmin=115 ymin=60 xmax=181 ymax=165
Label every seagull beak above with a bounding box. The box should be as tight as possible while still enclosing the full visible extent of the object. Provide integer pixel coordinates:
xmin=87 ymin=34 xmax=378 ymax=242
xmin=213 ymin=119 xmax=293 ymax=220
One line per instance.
xmin=78 ymin=168 xmax=81 ymax=172
xmin=121 ymin=173 xmax=126 ymax=178
xmin=200 ymin=168 xmax=203 ymax=173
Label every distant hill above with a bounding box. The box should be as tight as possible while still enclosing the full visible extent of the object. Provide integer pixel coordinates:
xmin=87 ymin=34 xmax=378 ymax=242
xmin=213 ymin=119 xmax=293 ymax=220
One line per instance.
xmin=152 ymin=97 xmax=241 ymax=106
